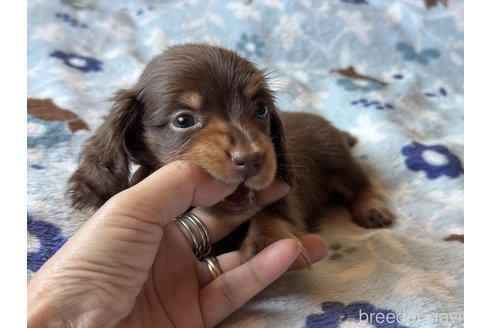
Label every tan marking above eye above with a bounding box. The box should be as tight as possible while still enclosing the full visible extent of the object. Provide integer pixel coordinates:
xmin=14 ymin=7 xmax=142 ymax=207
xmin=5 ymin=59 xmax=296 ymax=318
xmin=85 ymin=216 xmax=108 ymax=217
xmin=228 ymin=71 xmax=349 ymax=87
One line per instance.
xmin=242 ymin=77 xmax=265 ymax=99
xmin=178 ymin=91 xmax=203 ymax=109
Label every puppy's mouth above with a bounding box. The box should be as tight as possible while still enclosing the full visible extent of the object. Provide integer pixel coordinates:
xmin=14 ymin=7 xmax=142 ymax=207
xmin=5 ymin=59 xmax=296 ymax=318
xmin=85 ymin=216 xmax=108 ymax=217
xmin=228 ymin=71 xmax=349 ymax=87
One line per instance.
xmin=218 ymin=183 xmax=255 ymax=212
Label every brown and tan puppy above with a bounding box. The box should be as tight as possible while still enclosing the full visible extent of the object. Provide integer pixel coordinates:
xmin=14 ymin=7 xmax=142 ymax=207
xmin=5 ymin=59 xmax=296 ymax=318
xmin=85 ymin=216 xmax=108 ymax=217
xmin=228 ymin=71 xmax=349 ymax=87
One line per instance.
xmin=67 ymin=43 xmax=395 ymax=267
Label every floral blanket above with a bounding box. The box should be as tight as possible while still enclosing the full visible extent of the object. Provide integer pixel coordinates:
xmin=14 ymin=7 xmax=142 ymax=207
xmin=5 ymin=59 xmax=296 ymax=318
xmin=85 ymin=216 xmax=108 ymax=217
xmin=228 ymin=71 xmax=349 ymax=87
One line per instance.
xmin=27 ymin=0 xmax=464 ymax=327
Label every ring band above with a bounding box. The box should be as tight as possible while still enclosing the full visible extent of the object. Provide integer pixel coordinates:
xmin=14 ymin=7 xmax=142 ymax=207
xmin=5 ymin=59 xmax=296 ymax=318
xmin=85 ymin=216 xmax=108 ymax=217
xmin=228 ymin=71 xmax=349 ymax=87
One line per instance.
xmin=203 ymin=256 xmax=223 ymax=280
xmin=174 ymin=212 xmax=211 ymax=260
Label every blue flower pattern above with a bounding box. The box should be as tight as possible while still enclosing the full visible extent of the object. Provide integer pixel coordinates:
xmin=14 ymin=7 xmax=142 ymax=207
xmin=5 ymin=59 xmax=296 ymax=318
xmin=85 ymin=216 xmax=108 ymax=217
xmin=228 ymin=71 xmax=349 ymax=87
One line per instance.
xmin=50 ymin=51 xmax=102 ymax=72
xmin=396 ymin=42 xmax=441 ymax=66
xmin=424 ymin=87 xmax=448 ymax=98
xmin=27 ymin=117 xmax=72 ymax=149
xmin=27 ymin=214 xmax=68 ymax=272
xmin=402 ymin=142 xmax=463 ymax=179
xmin=55 ymin=12 xmax=88 ymax=28
xmin=351 ymin=98 xmax=395 ymax=110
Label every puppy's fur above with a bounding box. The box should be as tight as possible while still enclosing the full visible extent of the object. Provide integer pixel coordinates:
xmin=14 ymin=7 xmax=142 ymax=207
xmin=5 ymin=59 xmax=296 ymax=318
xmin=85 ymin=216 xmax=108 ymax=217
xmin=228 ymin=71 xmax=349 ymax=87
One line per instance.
xmin=67 ymin=44 xmax=394 ymax=267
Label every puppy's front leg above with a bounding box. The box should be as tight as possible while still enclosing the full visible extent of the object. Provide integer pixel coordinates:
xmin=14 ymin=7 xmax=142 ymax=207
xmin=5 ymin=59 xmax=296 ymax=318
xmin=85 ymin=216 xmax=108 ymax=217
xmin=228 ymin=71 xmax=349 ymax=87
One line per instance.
xmin=241 ymin=211 xmax=311 ymax=269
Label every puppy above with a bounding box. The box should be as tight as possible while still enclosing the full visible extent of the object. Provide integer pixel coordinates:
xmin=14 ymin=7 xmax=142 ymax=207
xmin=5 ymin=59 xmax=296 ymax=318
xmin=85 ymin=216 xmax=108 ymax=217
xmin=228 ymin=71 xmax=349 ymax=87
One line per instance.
xmin=67 ymin=43 xmax=394 ymax=267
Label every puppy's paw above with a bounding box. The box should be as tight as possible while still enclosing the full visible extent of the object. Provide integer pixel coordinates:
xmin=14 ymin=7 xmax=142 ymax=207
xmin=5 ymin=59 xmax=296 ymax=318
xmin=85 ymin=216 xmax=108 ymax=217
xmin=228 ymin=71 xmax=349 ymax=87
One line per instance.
xmin=240 ymin=235 xmax=311 ymax=270
xmin=352 ymin=199 xmax=395 ymax=228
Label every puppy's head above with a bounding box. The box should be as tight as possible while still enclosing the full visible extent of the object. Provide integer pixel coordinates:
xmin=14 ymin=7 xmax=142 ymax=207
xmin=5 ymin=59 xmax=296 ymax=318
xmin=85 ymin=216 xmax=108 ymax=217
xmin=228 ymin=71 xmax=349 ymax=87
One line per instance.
xmin=67 ymin=44 xmax=293 ymax=212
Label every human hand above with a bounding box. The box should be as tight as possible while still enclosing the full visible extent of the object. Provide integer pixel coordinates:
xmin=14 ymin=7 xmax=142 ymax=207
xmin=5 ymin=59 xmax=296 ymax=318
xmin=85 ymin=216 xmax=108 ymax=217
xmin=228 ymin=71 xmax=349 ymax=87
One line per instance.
xmin=27 ymin=161 xmax=327 ymax=327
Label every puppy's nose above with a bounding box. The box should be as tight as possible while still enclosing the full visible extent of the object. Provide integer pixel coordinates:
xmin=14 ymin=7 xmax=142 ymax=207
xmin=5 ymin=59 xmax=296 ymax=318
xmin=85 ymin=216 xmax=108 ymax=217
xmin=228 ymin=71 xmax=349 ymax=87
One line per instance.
xmin=230 ymin=150 xmax=263 ymax=178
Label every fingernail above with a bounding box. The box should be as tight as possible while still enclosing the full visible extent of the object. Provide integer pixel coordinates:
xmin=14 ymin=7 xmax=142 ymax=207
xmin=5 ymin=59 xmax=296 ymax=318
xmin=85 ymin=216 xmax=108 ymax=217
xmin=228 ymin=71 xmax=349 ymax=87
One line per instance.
xmin=295 ymin=240 xmax=303 ymax=253
xmin=277 ymin=179 xmax=291 ymax=196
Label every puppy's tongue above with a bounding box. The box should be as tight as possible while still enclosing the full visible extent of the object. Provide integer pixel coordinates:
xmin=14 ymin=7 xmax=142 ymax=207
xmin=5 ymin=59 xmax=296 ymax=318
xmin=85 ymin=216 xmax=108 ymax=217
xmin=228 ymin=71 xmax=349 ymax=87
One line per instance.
xmin=224 ymin=184 xmax=251 ymax=203
xmin=219 ymin=184 xmax=254 ymax=212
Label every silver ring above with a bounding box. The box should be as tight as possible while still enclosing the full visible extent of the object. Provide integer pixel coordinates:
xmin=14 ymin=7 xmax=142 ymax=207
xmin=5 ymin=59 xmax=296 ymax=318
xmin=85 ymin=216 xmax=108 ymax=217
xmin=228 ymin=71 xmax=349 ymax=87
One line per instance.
xmin=174 ymin=212 xmax=211 ymax=260
xmin=203 ymin=256 xmax=223 ymax=280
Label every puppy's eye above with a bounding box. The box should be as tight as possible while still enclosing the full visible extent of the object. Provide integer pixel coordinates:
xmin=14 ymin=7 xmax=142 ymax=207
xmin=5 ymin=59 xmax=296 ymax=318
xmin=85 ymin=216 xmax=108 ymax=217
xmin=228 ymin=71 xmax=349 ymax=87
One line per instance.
xmin=256 ymin=104 xmax=268 ymax=119
xmin=173 ymin=114 xmax=196 ymax=129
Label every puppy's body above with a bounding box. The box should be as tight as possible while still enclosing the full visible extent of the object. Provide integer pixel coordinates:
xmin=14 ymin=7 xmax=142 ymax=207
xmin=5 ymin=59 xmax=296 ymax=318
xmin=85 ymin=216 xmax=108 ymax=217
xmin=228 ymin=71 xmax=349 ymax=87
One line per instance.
xmin=236 ymin=112 xmax=394 ymax=262
xmin=67 ymin=44 xmax=394 ymax=267
xmin=281 ymin=112 xmax=392 ymax=229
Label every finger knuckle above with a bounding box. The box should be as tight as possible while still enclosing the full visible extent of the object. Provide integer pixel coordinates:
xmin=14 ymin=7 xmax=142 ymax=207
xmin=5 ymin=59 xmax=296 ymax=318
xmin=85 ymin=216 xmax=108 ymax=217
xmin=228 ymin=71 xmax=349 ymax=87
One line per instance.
xmin=216 ymin=275 xmax=242 ymax=311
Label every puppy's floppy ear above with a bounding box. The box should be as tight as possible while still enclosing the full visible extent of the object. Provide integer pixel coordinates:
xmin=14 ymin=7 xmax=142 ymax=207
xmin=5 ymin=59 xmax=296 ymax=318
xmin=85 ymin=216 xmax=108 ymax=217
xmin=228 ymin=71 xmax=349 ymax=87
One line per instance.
xmin=67 ymin=89 xmax=143 ymax=210
xmin=269 ymin=110 xmax=294 ymax=186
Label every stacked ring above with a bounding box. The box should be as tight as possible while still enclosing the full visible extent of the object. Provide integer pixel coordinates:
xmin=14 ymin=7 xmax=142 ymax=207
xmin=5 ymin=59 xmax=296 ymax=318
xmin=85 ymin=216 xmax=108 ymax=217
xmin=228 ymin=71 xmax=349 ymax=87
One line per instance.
xmin=174 ymin=212 xmax=211 ymax=259
xmin=174 ymin=212 xmax=224 ymax=280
